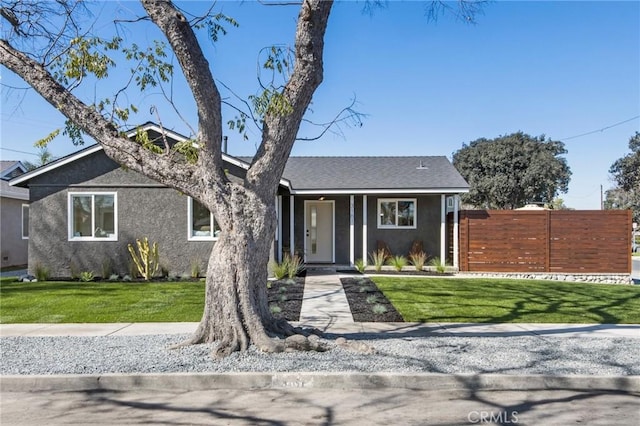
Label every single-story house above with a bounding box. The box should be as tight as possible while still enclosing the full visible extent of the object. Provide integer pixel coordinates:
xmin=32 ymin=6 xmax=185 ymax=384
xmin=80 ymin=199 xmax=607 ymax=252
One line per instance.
xmin=1 ymin=161 xmax=29 ymax=268
xmin=10 ymin=123 xmax=469 ymax=278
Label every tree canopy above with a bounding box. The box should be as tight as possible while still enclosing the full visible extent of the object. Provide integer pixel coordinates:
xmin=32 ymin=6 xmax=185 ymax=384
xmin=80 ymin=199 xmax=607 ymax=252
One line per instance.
xmin=1 ymin=0 xmax=486 ymax=357
xmin=605 ymin=132 xmax=639 ymax=222
xmin=452 ymin=132 xmax=571 ymax=209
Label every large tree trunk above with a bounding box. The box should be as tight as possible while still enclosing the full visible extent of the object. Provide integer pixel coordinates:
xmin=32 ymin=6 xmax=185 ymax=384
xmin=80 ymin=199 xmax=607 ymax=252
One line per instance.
xmin=183 ymin=188 xmax=298 ymax=357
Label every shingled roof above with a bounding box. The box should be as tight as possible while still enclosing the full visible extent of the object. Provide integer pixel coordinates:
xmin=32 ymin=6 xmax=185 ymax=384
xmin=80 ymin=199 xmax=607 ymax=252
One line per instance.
xmin=280 ymin=156 xmax=468 ymax=193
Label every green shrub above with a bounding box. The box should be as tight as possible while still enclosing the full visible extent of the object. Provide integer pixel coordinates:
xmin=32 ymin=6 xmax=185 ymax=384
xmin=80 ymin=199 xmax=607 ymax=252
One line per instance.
xmin=128 ymin=237 xmax=160 ymax=281
xmin=79 ymin=271 xmax=94 ymax=282
xmin=388 ymin=255 xmax=408 ymax=272
xmin=190 ymin=258 xmax=201 ymax=279
xmin=101 ymin=259 xmax=113 ymax=279
xmin=369 ymin=249 xmax=387 ymax=272
xmin=366 ymin=295 xmax=378 ymax=304
xmin=429 ymin=257 xmax=446 ymax=274
xmin=409 ymin=251 xmax=428 ymax=271
xmin=269 ymin=304 xmax=282 ymax=314
xmin=108 ymin=274 xmax=120 ymax=281
xmin=354 ymin=258 xmax=366 ymax=273
xmin=34 ymin=263 xmax=49 ymax=282
xmin=372 ymin=304 xmax=387 ymax=315
xmin=286 ymin=254 xmax=304 ymax=278
xmin=270 ymin=259 xmax=289 ymax=280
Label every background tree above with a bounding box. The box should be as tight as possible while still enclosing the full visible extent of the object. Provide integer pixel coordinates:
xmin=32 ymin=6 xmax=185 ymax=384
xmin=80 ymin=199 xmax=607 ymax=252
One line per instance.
xmin=1 ymin=0 xmax=484 ymax=357
xmin=452 ymin=132 xmax=571 ymax=209
xmin=23 ymin=147 xmax=54 ymax=171
xmin=605 ymin=132 xmax=639 ymax=223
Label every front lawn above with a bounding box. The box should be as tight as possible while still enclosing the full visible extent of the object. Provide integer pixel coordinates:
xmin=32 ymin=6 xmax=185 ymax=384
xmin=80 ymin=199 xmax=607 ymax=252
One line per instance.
xmin=0 ymin=280 xmax=205 ymax=323
xmin=371 ymin=277 xmax=640 ymax=324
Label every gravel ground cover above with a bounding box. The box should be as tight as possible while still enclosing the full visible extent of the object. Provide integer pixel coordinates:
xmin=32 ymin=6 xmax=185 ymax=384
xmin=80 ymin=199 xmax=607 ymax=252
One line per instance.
xmin=340 ymin=276 xmax=404 ymax=322
xmin=1 ymin=334 xmax=638 ymax=376
xmin=267 ymin=275 xmax=305 ymax=321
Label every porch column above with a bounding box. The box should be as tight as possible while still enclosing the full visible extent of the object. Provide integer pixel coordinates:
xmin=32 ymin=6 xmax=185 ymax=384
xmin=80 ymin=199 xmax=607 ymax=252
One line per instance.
xmin=277 ymin=196 xmax=283 ymax=262
xmin=349 ymin=195 xmax=355 ymax=266
xmin=289 ymin=195 xmax=295 ymax=257
xmin=362 ymin=195 xmax=368 ymax=266
xmin=453 ymin=194 xmax=459 ymax=269
xmin=440 ymin=194 xmax=446 ymax=262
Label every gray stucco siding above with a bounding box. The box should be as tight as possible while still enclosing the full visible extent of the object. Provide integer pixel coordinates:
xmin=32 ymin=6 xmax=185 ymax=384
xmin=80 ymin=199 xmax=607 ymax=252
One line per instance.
xmin=366 ymin=195 xmax=442 ymax=259
xmin=28 ymin=184 xmax=213 ymax=278
xmin=0 ymin=197 xmax=28 ymax=267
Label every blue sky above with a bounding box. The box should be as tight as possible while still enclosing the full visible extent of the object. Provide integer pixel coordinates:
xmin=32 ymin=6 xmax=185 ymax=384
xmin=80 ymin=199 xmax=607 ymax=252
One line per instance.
xmin=1 ymin=1 xmax=638 ymax=210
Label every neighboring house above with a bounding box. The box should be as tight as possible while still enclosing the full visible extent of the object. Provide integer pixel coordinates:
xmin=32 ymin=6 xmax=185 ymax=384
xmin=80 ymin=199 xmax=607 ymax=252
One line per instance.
xmin=10 ymin=123 xmax=469 ymax=278
xmin=1 ymin=161 xmax=29 ymax=268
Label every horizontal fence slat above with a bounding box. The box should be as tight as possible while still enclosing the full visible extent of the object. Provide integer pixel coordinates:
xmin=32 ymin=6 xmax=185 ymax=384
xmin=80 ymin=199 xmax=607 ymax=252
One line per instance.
xmin=458 ymin=210 xmax=631 ymax=273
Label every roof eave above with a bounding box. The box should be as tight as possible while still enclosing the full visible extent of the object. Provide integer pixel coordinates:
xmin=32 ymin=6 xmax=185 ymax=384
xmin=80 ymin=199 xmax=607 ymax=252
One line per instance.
xmin=288 ymin=188 xmax=470 ymax=195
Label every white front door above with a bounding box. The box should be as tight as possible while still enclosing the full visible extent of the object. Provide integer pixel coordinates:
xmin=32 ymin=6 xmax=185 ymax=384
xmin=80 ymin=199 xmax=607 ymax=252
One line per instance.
xmin=305 ymin=201 xmax=334 ymax=263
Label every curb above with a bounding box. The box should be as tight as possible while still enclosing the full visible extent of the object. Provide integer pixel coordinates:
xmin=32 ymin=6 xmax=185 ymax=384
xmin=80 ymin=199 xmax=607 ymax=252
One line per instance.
xmin=2 ymin=372 xmax=639 ymax=393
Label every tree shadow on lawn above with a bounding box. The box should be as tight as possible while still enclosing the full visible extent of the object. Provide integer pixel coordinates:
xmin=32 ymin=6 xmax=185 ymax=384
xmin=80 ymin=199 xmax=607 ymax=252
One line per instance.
xmin=360 ymin=276 xmax=640 ymax=325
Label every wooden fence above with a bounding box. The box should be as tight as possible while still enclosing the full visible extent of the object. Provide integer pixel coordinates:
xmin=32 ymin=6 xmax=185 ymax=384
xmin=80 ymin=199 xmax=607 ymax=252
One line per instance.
xmin=458 ymin=210 xmax=632 ymax=273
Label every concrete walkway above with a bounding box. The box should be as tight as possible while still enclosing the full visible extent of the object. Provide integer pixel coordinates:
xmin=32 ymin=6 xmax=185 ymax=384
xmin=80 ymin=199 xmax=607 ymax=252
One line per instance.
xmin=297 ymin=269 xmax=355 ymax=332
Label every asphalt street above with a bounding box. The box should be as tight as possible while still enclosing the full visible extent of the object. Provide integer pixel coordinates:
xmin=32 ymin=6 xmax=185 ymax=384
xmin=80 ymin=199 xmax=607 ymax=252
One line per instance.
xmin=2 ymin=387 xmax=639 ymax=426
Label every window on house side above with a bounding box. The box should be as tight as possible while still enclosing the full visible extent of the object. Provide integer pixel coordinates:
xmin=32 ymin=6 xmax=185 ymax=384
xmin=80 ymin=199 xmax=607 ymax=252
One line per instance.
xmin=377 ymin=198 xmax=417 ymax=229
xmin=68 ymin=193 xmax=117 ymax=241
xmin=188 ymin=197 xmax=221 ymax=240
xmin=21 ymin=204 xmax=29 ymax=239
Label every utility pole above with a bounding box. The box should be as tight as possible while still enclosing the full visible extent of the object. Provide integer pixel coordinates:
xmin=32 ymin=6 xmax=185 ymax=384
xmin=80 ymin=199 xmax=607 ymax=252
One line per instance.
xmin=600 ymin=184 xmax=604 ymax=210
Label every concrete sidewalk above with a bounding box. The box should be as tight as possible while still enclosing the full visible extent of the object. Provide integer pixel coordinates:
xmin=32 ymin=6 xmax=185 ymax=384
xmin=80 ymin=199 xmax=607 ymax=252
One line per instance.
xmin=1 ymin=268 xmax=639 ymax=338
xmin=2 ymin=321 xmax=639 ymax=338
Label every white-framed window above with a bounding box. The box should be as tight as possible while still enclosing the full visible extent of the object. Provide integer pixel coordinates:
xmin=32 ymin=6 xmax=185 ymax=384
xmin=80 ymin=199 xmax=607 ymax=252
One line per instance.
xmin=188 ymin=197 xmax=221 ymax=241
xmin=21 ymin=204 xmax=29 ymax=239
xmin=68 ymin=192 xmax=117 ymax=241
xmin=377 ymin=198 xmax=417 ymax=229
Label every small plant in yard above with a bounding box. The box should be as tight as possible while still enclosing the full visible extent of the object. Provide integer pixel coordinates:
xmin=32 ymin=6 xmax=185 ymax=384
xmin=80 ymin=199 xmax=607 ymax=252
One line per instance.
xmin=34 ymin=263 xmax=49 ymax=282
xmin=128 ymin=237 xmax=160 ymax=281
xmin=279 ymin=286 xmax=288 ymax=293
xmin=286 ymin=254 xmax=304 ymax=279
xmin=122 ymin=274 xmax=132 ymax=282
xmin=388 ymin=255 xmax=408 ymax=272
xmin=270 ymin=304 xmax=282 ymax=314
xmin=409 ymin=251 xmax=428 ymax=271
xmin=429 ymin=257 xmax=447 ymax=274
xmin=278 ymin=294 xmax=287 ymax=302
xmin=101 ymin=259 xmax=113 ymax=279
xmin=181 ymin=273 xmax=192 ymax=281
xmin=190 ymin=258 xmax=201 ymax=279
xmin=366 ymin=295 xmax=378 ymax=304
xmin=369 ymin=249 xmax=388 ymax=272
xmin=372 ymin=304 xmax=388 ymax=315
xmin=167 ymin=271 xmax=179 ymax=281
xmin=108 ymin=274 xmax=120 ymax=281
xmin=79 ymin=271 xmax=94 ymax=282
xmin=270 ymin=258 xmax=289 ymax=280
xmin=354 ymin=258 xmax=366 ymax=273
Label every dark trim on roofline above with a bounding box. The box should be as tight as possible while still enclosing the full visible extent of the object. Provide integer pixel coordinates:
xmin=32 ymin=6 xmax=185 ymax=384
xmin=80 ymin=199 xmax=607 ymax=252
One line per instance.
xmin=9 ymin=123 xmax=293 ymax=190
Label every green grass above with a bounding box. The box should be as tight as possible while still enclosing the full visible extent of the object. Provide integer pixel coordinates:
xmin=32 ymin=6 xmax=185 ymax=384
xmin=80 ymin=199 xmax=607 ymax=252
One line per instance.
xmin=372 ymin=277 xmax=640 ymax=324
xmin=0 ymin=281 xmax=205 ymax=323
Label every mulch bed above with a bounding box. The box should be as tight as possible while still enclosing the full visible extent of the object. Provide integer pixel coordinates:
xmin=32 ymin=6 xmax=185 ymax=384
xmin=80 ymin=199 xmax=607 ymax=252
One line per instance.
xmin=267 ymin=273 xmax=305 ymax=321
xmin=366 ymin=270 xmax=454 ymax=276
xmin=340 ymin=276 xmax=404 ymax=322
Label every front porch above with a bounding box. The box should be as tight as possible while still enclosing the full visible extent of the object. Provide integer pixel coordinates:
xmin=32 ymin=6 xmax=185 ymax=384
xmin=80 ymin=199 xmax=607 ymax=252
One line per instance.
xmin=275 ymin=193 xmax=461 ymax=268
